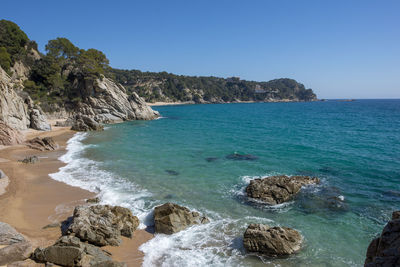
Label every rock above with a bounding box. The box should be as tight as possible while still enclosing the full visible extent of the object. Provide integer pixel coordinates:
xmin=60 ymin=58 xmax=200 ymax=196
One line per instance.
xmin=70 ymin=72 xmax=159 ymax=122
xmin=55 ymin=117 xmax=75 ymax=127
xmin=71 ymin=115 xmax=104 ymax=132
xmin=32 ymin=235 xmax=117 ymax=267
xmin=19 ymin=156 xmax=39 ymax=164
xmin=243 ymin=224 xmax=302 ymax=257
xmin=0 ymin=66 xmax=50 ymax=131
xmin=86 ymin=197 xmax=101 ymax=204
xmin=226 ymin=153 xmax=258 ymax=161
xmin=165 ymin=170 xmax=179 ymax=176
xmin=0 ymin=222 xmax=33 ymax=265
xmin=205 ymin=157 xmax=218 ymax=162
xmin=296 ymin=186 xmax=348 ymax=213
xmin=91 ymin=261 xmax=127 ymax=267
xmin=245 ymin=175 xmax=320 ymax=205
xmin=0 ymin=169 xmax=5 ymax=179
xmin=365 ymin=211 xmax=400 ymax=266
xmin=27 ymin=137 xmax=58 ymax=151
xmin=64 ymin=205 xmax=139 ymax=246
xmin=30 ymin=109 xmax=51 ymax=131
xmin=42 ymin=223 xmax=61 ymax=230
xmin=0 ymin=121 xmax=24 ymax=146
xmin=154 ymin=203 xmax=209 ymax=234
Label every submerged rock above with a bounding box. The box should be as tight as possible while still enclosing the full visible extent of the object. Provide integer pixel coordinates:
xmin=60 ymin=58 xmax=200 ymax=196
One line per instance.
xmin=245 ymin=175 xmax=320 ymax=205
xmin=64 ymin=205 xmax=139 ymax=246
xmin=226 ymin=153 xmax=258 ymax=161
xmin=71 ymin=115 xmax=104 ymax=132
xmin=165 ymin=170 xmax=179 ymax=176
xmin=154 ymin=203 xmax=209 ymax=234
xmin=86 ymin=197 xmax=101 ymax=204
xmin=0 ymin=122 xmax=23 ymax=146
xmin=0 ymin=222 xmax=33 ymax=265
xmin=243 ymin=223 xmax=302 ymax=257
xmin=27 ymin=137 xmax=58 ymax=151
xmin=205 ymin=157 xmax=219 ymax=162
xmin=365 ymin=211 xmax=400 ymax=266
xmin=296 ymin=186 xmax=348 ymax=213
xmin=32 ymin=235 xmax=124 ymax=267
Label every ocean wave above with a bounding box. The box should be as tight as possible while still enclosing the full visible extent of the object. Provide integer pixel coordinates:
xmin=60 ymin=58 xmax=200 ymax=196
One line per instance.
xmin=49 ymin=132 xmax=156 ymax=227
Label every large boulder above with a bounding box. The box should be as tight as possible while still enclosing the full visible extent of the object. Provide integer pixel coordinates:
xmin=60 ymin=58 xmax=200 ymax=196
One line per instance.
xmin=0 ymin=121 xmax=24 ymax=146
xmin=32 ymin=235 xmax=125 ymax=267
xmin=245 ymin=175 xmax=320 ymax=205
xmin=27 ymin=137 xmax=58 ymax=151
xmin=70 ymin=73 xmax=159 ymax=122
xmin=154 ymin=203 xmax=209 ymax=234
xmin=64 ymin=205 xmax=139 ymax=246
xmin=243 ymin=224 xmax=302 ymax=257
xmin=71 ymin=115 xmax=104 ymax=132
xmin=365 ymin=211 xmax=400 ymax=266
xmin=30 ymin=108 xmax=51 ymax=131
xmin=0 ymin=222 xmax=33 ymax=265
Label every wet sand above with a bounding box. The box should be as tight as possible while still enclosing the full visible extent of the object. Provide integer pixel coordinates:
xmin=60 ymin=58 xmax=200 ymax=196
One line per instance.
xmin=0 ymin=127 xmax=152 ymax=266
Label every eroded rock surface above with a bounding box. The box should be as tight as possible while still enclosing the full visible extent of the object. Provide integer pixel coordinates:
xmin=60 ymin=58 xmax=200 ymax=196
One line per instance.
xmin=245 ymin=175 xmax=320 ymax=205
xmin=0 ymin=222 xmax=33 ymax=265
xmin=32 ymin=235 xmax=124 ymax=267
xmin=27 ymin=137 xmax=58 ymax=151
xmin=365 ymin=211 xmax=400 ymax=266
xmin=154 ymin=203 xmax=209 ymax=234
xmin=64 ymin=205 xmax=139 ymax=246
xmin=243 ymin=223 xmax=302 ymax=257
xmin=0 ymin=121 xmax=23 ymax=146
xmin=71 ymin=115 xmax=104 ymax=132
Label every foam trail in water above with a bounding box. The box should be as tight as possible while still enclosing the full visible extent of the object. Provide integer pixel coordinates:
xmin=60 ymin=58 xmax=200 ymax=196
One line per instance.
xmin=49 ymin=132 xmax=155 ymax=227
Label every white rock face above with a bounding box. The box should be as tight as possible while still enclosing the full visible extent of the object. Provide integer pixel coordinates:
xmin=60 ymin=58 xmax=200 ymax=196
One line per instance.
xmin=0 ymin=66 xmax=51 ymax=131
xmin=0 ymin=67 xmax=30 ymax=130
xmin=74 ymin=76 xmax=159 ymax=123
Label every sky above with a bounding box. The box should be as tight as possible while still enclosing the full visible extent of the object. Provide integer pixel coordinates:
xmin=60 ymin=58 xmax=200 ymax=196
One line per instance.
xmin=1 ymin=0 xmax=399 ymax=99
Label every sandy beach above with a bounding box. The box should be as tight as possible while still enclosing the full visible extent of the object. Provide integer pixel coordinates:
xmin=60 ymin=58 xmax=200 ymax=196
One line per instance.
xmin=0 ymin=126 xmax=152 ymax=266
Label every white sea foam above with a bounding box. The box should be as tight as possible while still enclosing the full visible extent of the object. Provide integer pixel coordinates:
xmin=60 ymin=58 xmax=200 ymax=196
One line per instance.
xmin=49 ymin=132 xmax=155 ymax=227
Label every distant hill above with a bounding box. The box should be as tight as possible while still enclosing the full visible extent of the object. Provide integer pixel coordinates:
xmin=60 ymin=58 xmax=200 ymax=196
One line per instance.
xmin=109 ymin=69 xmax=317 ymax=104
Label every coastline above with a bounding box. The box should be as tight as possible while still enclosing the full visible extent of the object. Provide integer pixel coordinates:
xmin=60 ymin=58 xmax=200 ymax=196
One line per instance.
xmin=0 ymin=126 xmax=152 ymax=266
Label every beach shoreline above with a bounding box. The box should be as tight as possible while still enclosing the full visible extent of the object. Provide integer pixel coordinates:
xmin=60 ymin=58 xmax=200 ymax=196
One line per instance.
xmin=0 ymin=126 xmax=152 ymax=266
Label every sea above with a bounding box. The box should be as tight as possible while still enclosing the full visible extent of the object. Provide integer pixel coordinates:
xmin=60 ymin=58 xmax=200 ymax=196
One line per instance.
xmin=50 ymin=99 xmax=400 ymax=267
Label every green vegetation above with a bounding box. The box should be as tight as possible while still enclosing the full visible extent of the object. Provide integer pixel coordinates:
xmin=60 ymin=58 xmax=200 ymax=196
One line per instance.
xmin=1 ymin=19 xmax=317 ymax=111
xmin=109 ymin=69 xmax=316 ymax=103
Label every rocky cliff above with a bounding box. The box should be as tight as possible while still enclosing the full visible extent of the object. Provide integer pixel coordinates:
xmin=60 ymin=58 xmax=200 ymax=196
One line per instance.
xmin=0 ymin=65 xmax=50 ymax=131
xmin=68 ymin=70 xmax=159 ymax=123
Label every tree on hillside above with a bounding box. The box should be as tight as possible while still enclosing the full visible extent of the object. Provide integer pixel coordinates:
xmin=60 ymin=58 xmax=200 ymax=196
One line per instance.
xmin=0 ymin=47 xmax=11 ymax=73
xmin=45 ymin=37 xmax=79 ymax=59
xmin=0 ymin=20 xmax=29 ymax=62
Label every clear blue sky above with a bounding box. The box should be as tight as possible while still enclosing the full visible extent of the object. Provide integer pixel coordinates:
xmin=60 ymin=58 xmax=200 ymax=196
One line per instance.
xmin=1 ymin=0 xmax=399 ymax=99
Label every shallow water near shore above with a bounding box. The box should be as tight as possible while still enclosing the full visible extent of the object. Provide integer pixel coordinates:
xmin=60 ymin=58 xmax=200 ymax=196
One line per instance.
xmin=50 ymin=100 xmax=400 ymax=266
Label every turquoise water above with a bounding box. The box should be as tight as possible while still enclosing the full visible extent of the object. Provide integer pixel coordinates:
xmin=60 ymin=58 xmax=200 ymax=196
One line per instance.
xmin=51 ymin=100 xmax=400 ymax=266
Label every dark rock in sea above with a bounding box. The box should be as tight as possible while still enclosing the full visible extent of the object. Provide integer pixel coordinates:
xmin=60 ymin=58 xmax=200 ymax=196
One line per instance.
xmin=164 ymin=194 xmax=175 ymax=200
xmin=365 ymin=211 xmax=400 ymax=266
xmin=154 ymin=203 xmax=209 ymax=234
xmin=32 ymin=235 xmax=126 ymax=266
xmin=243 ymin=224 xmax=302 ymax=257
xmin=165 ymin=170 xmax=179 ymax=176
xmin=63 ymin=205 xmax=139 ymax=246
xmin=205 ymin=157 xmax=219 ymax=162
xmin=318 ymin=166 xmax=340 ymax=176
xmin=19 ymin=156 xmax=39 ymax=164
xmin=296 ymin=186 xmax=348 ymax=213
xmin=27 ymin=136 xmax=58 ymax=151
xmin=0 ymin=222 xmax=33 ymax=265
xmin=245 ymin=175 xmax=320 ymax=205
xmin=226 ymin=153 xmax=258 ymax=161
xmin=86 ymin=197 xmax=101 ymax=204
xmin=384 ymin=190 xmax=400 ymax=199
xmin=71 ymin=114 xmax=104 ymax=132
